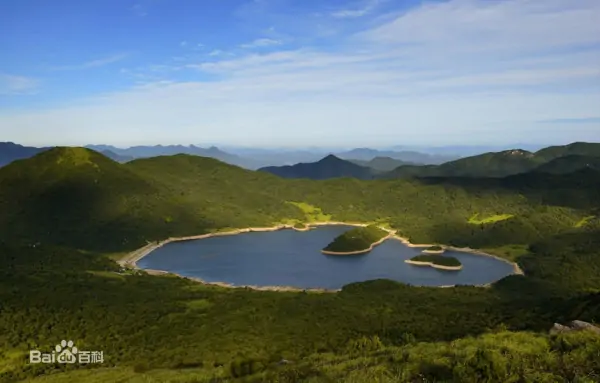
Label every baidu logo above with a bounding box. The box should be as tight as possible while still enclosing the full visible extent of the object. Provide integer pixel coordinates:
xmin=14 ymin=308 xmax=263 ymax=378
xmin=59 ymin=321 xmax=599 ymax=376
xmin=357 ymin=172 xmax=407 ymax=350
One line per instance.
xmin=29 ymin=340 xmax=104 ymax=364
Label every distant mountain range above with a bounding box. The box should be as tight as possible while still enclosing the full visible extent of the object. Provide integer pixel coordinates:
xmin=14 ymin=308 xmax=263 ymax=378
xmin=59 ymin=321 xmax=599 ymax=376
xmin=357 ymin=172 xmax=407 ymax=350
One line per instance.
xmin=0 ymin=142 xmax=49 ymax=167
xmin=99 ymin=150 xmax=135 ymax=163
xmin=385 ymin=144 xmax=548 ymax=157
xmin=1 ymin=142 xmax=459 ymax=170
xmin=347 ymin=157 xmax=414 ymax=172
xmin=3 ymin=142 xmax=598 ymax=178
xmin=260 ymin=142 xmax=600 ymax=180
xmin=334 ymin=148 xmax=458 ymax=164
xmin=85 ymin=144 xmax=251 ymax=167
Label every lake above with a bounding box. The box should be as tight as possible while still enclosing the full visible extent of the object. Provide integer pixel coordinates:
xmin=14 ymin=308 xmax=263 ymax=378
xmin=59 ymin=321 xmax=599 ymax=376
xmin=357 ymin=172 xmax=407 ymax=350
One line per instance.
xmin=137 ymin=225 xmax=516 ymax=289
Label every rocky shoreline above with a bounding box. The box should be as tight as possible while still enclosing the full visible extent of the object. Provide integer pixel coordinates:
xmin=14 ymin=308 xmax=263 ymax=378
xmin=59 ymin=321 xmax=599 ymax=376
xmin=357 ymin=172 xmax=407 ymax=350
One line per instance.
xmin=118 ymin=221 xmax=525 ymax=292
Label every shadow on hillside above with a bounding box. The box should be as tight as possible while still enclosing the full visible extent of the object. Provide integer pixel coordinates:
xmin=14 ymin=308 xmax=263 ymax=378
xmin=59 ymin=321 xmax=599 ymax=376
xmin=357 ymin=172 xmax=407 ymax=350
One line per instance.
xmin=416 ymin=168 xmax=600 ymax=211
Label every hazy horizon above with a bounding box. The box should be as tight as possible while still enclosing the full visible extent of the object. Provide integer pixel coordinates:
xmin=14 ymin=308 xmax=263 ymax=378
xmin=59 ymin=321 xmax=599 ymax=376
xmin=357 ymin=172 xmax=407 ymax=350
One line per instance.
xmin=5 ymin=140 xmax=592 ymax=152
xmin=2 ymin=0 xmax=600 ymax=146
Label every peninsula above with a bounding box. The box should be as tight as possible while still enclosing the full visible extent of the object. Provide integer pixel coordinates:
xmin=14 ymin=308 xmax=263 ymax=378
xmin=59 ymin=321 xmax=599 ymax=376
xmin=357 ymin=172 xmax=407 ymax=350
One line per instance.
xmin=405 ymin=254 xmax=463 ymax=271
xmin=321 ymin=225 xmax=390 ymax=255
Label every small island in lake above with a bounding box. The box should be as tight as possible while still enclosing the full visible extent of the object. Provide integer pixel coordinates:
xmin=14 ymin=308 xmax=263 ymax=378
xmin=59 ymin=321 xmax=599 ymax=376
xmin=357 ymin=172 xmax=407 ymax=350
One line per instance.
xmin=405 ymin=254 xmax=463 ymax=270
xmin=322 ymin=225 xmax=389 ymax=255
xmin=422 ymin=245 xmax=445 ymax=254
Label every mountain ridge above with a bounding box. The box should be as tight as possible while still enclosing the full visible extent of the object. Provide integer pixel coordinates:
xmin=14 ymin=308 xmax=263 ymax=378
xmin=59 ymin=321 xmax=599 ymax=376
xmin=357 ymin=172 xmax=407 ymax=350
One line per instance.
xmin=258 ymin=154 xmax=376 ymax=180
xmin=383 ymin=142 xmax=600 ymax=179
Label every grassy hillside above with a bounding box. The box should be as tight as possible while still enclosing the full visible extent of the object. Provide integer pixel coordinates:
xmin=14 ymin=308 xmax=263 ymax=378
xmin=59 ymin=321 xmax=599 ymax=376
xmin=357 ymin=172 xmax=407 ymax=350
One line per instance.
xmin=0 ymin=149 xmax=305 ymax=251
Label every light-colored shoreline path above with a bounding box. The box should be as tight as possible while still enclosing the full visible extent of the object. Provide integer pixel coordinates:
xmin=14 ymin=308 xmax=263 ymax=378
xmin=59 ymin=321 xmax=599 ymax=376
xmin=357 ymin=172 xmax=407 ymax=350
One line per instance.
xmin=117 ymin=221 xmax=524 ymax=292
xmin=404 ymin=260 xmax=463 ymax=271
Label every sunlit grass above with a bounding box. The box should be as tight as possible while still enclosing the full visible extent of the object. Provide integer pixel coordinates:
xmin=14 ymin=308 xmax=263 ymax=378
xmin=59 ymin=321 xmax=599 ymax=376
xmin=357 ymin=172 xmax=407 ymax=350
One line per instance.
xmin=287 ymin=201 xmax=332 ymax=222
xmin=575 ymin=215 xmax=596 ymax=228
xmin=468 ymin=213 xmax=514 ymax=224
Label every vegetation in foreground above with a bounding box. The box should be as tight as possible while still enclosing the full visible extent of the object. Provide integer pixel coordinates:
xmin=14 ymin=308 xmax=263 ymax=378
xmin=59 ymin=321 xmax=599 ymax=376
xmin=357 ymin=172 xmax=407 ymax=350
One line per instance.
xmin=322 ymin=225 xmax=388 ymax=253
xmin=21 ymin=331 xmax=600 ymax=383
xmin=409 ymin=254 xmax=462 ymax=268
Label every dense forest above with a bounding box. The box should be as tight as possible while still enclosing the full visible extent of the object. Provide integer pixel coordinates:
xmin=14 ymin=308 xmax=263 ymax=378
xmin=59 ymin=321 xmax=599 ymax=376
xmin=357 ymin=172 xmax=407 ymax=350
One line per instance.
xmin=0 ymin=147 xmax=599 ymax=382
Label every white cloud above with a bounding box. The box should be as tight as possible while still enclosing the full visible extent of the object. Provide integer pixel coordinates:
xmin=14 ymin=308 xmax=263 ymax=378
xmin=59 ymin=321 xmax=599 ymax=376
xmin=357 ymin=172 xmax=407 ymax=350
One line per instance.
xmin=208 ymin=50 xmax=224 ymax=57
xmin=51 ymin=53 xmax=130 ymax=71
xmin=0 ymin=74 xmax=39 ymax=95
xmin=2 ymin=0 xmax=600 ymax=146
xmin=180 ymin=41 xmax=188 ymax=47
xmin=240 ymin=38 xmax=283 ymax=49
xmin=360 ymin=0 xmax=600 ymax=51
xmin=331 ymin=0 xmax=381 ymax=18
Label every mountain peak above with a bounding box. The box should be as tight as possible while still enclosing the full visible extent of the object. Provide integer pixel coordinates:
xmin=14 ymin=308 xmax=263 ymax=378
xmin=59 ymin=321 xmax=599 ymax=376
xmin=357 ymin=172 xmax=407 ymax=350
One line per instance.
xmin=501 ymin=149 xmax=533 ymax=157
xmin=318 ymin=154 xmax=343 ymax=163
xmin=41 ymin=147 xmax=107 ymax=168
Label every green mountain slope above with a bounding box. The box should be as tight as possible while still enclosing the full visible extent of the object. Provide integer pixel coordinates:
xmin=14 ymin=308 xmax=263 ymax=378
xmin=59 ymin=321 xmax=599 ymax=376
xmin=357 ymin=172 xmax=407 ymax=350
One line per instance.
xmin=534 ymin=141 xmax=600 ymax=162
xmin=531 ymin=154 xmax=600 ymax=174
xmin=382 ymin=142 xmax=600 ymax=179
xmin=383 ymin=149 xmax=543 ymax=178
xmin=0 ymin=147 xmax=173 ymax=251
xmin=0 ymin=148 xmax=308 ymax=251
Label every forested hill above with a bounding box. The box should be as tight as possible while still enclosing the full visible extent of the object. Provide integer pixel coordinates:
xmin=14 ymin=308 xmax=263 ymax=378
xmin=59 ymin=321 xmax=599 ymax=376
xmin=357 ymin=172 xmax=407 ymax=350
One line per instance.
xmin=258 ymin=154 xmax=376 ymax=180
xmin=531 ymin=155 xmax=600 ymax=174
xmin=382 ymin=142 xmax=600 ymax=179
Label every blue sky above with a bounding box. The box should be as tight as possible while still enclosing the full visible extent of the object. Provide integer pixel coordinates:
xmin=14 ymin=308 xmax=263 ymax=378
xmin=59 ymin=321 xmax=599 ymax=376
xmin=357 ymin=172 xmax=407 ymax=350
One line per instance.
xmin=1 ymin=0 xmax=599 ymax=148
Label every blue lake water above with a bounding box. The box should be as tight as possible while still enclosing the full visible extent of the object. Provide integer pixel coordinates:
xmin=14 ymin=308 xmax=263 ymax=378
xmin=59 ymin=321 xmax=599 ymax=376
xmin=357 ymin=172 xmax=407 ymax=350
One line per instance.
xmin=138 ymin=225 xmax=515 ymax=289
